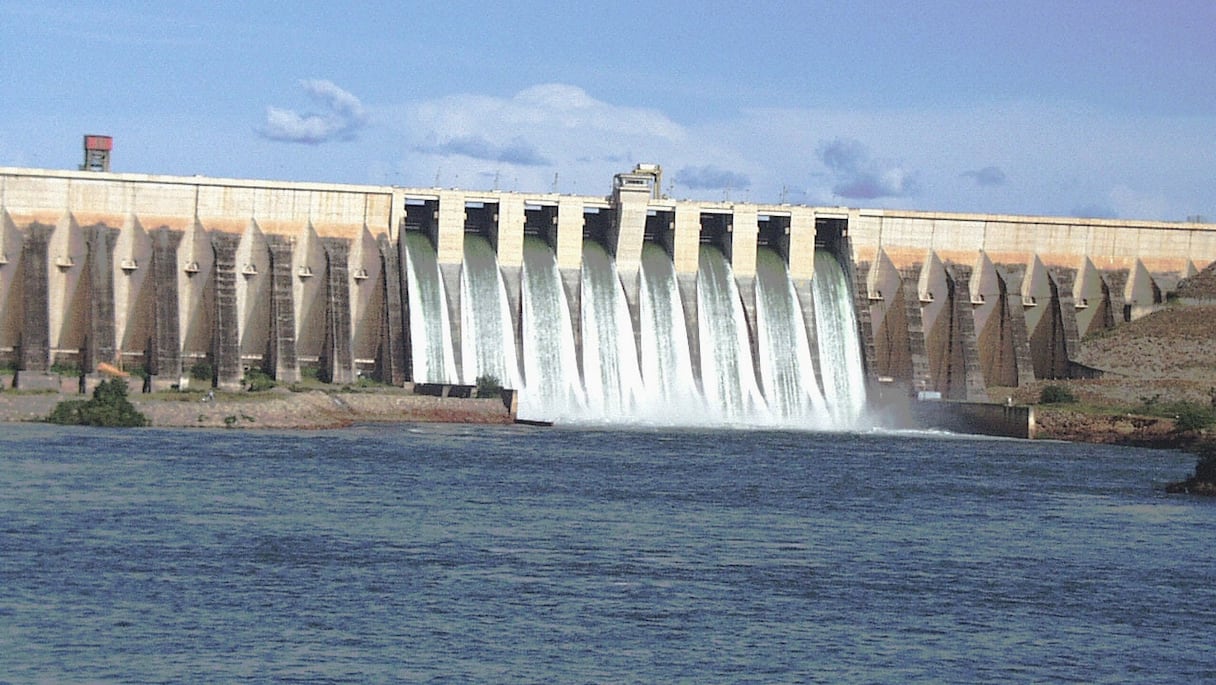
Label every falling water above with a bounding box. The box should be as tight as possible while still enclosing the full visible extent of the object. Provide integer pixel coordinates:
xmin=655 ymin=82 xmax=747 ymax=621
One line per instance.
xmin=518 ymin=237 xmax=585 ymax=421
xmin=812 ymin=249 xmax=867 ymax=426
xmin=580 ymin=241 xmax=645 ymax=418
xmin=638 ymin=243 xmax=704 ymax=421
xmin=403 ymin=231 xmax=867 ymax=429
xmin=754 ymin=247 xmax=828 ymax=424
xmin=460 ymin=235 xmax=521 ymax=388
xmin=402 ymin=231 xmax=456 ymax=383
xmin=697 ymin=245 xmax=768 ymax=422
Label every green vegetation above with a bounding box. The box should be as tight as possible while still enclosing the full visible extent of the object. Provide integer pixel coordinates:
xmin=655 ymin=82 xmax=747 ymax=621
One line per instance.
xmin=1136 ymin=394 xmax=1215 ymax=432
xmin=1039 ymin=384 xmax=1077 ymax=404
xmin=353 ymin=373 xmax=388 ymax=389
xmin=1174 ymin=404 xmax=1215 ymax=432
xmin=47 ymin=378 xmax=147 ymax=427
xmin=475 ymin=374 xmax=503 ymax=398
xmin=189 ymin=361 xmax=213 ymax=382
xmin=244 ymin=368 xmax=276 ymax=392
xmin=49 ymin=361 xmax=81 ymax=376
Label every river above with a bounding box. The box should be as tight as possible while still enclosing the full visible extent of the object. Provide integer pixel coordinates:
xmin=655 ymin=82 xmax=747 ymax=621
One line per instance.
xmin=1 ymin=423 xmax=1212 ymax=683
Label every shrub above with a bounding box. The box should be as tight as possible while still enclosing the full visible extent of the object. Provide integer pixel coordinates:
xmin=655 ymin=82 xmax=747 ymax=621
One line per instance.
xmin=475 ymin=374 xmax=502 ymax=398
xmin=47 ymin=379 xmax=147 ymax=427
xmin=50 ymin=361 xmax=81 ymax=376
xmin=1135 ymin=398 xmax=1215 ymax=431
xmin=244 ymin=368 xmax=276 ymax=392
xmin=47 ymin=399 xmax=89 ymax=425
xmin=1039 ymin=384 xmax=1077 ymax=404
xmin=189 ymin=361 xmax=214 ymax=382
xmin=1173 ymin=403 xmax=1215 ymax=432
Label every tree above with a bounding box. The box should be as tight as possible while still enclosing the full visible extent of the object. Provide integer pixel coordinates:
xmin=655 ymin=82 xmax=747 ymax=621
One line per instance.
xmin=48 ymin=378 xmax=148 ymax=427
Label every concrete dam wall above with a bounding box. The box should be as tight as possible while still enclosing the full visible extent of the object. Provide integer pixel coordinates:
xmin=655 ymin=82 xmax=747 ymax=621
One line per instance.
xmin=2 ymin=166 xmax=1214 ymax=423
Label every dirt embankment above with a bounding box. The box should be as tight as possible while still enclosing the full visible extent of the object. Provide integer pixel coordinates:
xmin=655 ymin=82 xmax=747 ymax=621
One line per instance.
xmin=1014 ymin=300 xmax=1216 ymax=451
xmin=1033 ymin=408 xmax=1196 ymax=450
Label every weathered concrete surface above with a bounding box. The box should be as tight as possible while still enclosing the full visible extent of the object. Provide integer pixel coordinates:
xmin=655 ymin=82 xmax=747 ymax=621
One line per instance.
xmin=908 ymin=399 xmax=1036 ymax=439
xmin=2 ymin=165 xmax=1214 ymax=404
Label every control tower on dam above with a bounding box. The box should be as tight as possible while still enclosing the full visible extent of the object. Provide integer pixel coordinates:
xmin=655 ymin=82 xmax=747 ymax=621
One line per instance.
xmin=1 ymin=164 xmax=1213 ymax=420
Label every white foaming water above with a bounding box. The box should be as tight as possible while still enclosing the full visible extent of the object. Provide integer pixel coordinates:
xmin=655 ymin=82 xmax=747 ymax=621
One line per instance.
xmin=812 ymin=249 xmax=867 ymax=426
xmin=638 ymin=243 xmax=706 ymax=422
xmin=696 ymin=245 xmax=769 ymax=423
xmin=518 ymin=237 xmax=585 ymax=422
xmin=580 ymin=241 xmax=645 ymax=418
xmin=402 ymin=231 xmax=456 ymax=383
xmin=754 ymin=247 xmax=829 ymax=426
xmin=460 ymin=235 xmax=521 ymax=388
xmin=403 ymin=232 xmax=867 ymax=429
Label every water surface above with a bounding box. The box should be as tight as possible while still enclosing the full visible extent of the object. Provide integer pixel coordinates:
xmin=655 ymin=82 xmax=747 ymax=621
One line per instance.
xmin=1 ymin=424 xmax=1211 ymax=683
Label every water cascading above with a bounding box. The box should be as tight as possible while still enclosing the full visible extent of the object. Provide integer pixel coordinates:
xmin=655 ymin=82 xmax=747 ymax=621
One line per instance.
xmin=402 ymin=231 xmax=457 ymax=383
xmin=580 ymin=241 xmax=645 ymax=418
xmin=518 ymin=237 xmax=585 ymax=421
xmin=403 ymin=229 xmax=867 ymax=430
xmin=754 ymin=247 xmax=829 ymax=424
xmin=460 ymin=235 xmax=521 ymax=389
xmin=696 ymin=245 xmax=768 ymax=423
xmin=812 ymin=249 xmax=867 ymax=426
xmin=638 ymin=243 xmax=704 ymax=421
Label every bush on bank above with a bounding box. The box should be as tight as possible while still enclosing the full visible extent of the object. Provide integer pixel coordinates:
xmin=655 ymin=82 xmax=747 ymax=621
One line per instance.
xmin=47 ymin=378 xmax=148 ymax=427
xmin=1039 ymin=385 xmax=1077 ymax=404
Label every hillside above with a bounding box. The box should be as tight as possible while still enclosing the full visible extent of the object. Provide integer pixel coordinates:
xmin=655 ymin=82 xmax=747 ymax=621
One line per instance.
xmin=1000 ymin=261 xmax=1216 ymax=411
xmin=1003 ymin=296 xmax=1216 ymax=449
xmin=998 ymin=304 xmax=1216 ymax=411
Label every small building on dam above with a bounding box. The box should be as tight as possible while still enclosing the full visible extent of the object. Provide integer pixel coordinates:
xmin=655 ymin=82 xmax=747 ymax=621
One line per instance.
xmin=1 ymin=163 xmax=1213 ymax=425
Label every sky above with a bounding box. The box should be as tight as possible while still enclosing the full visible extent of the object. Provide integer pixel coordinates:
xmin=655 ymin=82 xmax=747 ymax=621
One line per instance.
xmin=2 ymin=1 xmax=1214 ymax=222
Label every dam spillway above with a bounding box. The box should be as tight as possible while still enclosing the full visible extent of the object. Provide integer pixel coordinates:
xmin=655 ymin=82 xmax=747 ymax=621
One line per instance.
xmin=2 ymin=165 xmax=1215 ymax=426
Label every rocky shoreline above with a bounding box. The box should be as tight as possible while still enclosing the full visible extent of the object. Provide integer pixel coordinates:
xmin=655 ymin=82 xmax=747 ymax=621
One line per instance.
xmin=1033 ymin=407 xmax=1207 ymax=450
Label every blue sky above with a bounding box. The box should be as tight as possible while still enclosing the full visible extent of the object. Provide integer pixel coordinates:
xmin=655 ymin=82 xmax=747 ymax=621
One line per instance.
xmin=2 ymin=1 xmax=1214 ymax=221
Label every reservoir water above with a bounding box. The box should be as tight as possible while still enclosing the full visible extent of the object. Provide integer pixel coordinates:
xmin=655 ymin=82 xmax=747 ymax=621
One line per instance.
xmin=1 ymin=423 xmax=1213 ymax=683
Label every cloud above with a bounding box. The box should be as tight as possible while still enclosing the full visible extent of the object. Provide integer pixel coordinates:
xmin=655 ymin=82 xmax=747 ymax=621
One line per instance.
xmin=417 ymin=134 xmax=550 ymax=166
xmin=963 ymin=165 xmax=1007 ymax=187
xmin=817 ymin=137 xmax=919 ymax=200
xmin=379 ymin=87 xmax=1212 ymax=219
xmin=397 ymin=84 xmax=689 ymax=191
xmin=259 ymin=79 xmax=368 ymax=144
xmin=674 ymin=165 xmax=750 ymax=190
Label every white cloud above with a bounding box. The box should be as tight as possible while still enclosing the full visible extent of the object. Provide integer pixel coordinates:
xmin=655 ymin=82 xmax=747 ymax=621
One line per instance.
xmin=817 ymin=138 xmax=919 ymax=200
xmin=259 ymin=79 xmax=368 ymax=144
xmin=372 ymin=86 xmax=1216 ymax=220
xmin=394 ymin=84 xmax=700 ymax=193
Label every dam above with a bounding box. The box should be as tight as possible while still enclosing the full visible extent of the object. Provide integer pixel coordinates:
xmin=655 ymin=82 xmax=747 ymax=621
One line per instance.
xmin=2 ymin=164 xmax=1214 ymax=426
